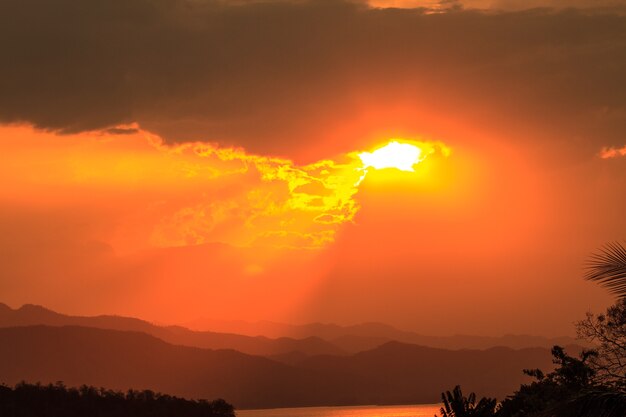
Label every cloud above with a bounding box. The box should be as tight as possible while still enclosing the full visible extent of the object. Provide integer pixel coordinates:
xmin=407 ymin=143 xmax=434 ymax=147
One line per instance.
xmin=441 ymin=0 xmax=626 ymax=11
xmin=1 ymin=0 xmax=626 ymax=158
xmin=149 ymin=138 xmax=367 ymax=249
xmin=600 ymin=144 xmax=626 ymax=158
xmin=0 ymin=123 xmax=448 ymax=252
xmin=104 ymin=126 xmax=141 ymax=135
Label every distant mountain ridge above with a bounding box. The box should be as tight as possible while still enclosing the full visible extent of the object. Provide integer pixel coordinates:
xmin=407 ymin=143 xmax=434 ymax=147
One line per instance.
xmin=184 ymin=317 xmax=582 ymax=351
xmin=0 ymin=325 xmax=558 ymax=409
xmin=0 ymin=303 xmax=344 ymax=357
xmin=0 ymin=303 xmax=582 ymax=355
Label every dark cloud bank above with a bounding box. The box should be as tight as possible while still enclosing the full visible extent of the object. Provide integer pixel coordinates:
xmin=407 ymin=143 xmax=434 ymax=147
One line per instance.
xmin=1 ymin=0 xmax=626 ymax=156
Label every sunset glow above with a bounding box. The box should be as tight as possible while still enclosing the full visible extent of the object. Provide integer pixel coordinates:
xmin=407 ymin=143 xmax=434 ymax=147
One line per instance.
xmin=358 ymin=141 xmax=423 ymax=172
xmin=1 ymin=2 xmax=625 ymax=396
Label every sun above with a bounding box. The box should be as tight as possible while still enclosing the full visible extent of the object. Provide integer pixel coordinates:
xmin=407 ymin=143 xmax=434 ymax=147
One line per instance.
xmin=358 ymin=141 xmax=423 ymax=172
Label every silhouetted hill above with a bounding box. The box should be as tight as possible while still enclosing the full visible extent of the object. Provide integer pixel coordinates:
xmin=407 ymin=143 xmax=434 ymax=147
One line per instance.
xmin=0 ymin=325 xmax=356 ymax=409
xmin=0 ymin=325 xmax=558 ymax=408
xmin=296 ymin=341 xmax=559 ymax=403
xmin=186 ymin=318 xmax=582 ymax=351
xmin=0 ymin=303 xmax=344 ymax=357
xmin=330 ymin=331 xmax=584 ymax=353
xmin=330 ymin=334 xmax=396 ymax=353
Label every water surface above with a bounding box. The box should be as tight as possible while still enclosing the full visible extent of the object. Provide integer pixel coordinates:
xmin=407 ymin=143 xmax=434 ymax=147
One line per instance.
xmin=238 ymin=404 xmax=441 ymax=417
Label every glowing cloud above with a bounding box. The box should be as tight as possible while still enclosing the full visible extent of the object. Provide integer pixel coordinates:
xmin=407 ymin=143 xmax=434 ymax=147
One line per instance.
xmin=0 ymin=125 xmax=450 ymax=252
xmin=150 ymin=139 xmax=366 ymax=250
xmin=600 ymin=145 xmax=626 ymax=159
xmin=146 ymin=137 xmax=451 ymax=249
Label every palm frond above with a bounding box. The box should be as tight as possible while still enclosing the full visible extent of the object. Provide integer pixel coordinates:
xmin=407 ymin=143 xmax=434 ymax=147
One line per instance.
xmin=585 ymin=242 xmax=626 ymax=298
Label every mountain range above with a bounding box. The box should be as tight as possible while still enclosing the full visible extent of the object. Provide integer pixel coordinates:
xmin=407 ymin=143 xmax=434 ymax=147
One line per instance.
xmin=0 ymin=302 xmax=582 ymax=409
xmin=184 ymin=317 xmax=581 ymax=351
xmin=0 ymin=325 xmax=557 ymax=409
xmin=0 ymin=303 xmax=344 ymax=357
xmin=0 ymin=303 xmax=580 ymax=355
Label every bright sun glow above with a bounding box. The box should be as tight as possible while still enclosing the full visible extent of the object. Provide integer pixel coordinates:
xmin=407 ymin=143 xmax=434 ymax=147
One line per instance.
xmin=358 ymin=141 xmax=423 ymax=172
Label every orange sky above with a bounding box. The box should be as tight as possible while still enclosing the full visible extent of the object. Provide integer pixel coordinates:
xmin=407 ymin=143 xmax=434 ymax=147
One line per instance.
xmin=1 ymin=117 xmax=622 ymax=336
xmin=1 ymin=0 xmax=626 ymax=337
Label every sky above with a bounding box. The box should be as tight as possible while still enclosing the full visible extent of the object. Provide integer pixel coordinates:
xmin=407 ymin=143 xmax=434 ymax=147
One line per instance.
xmin=1 ymin=0 xmax=626 ymax=337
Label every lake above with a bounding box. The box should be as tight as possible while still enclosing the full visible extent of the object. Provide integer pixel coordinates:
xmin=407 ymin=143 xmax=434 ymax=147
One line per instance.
xmin=238 ymin=404 xmax=442 ymax=417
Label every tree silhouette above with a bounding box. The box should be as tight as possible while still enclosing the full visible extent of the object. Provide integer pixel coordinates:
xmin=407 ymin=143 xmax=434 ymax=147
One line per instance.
xmin=0 ymin=381 xmax=234 ymax=417
xmin=438 ymin=243 xmax=626 ymax=417
xmin=576 ymin=299 xmax=626 ymax=390
xmin=585 ymin=242 xmax=626 ymax=298
xmin=548 ymin=389 xmax=626 ymax=417
xmin=438 ymin=385 xmax=498 ymax=417
xmin=496 ymin=346 xmax=598 ymax=417
xmin=579 ymin=241 xmax=626 ymax=390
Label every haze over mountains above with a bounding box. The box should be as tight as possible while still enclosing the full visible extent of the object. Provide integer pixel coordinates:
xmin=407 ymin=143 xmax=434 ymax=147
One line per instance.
xmin=0 ymin=303 xmax=343 ymax=357
xmin=0 ymin=302 xmax=583 ymax=409
xmin=0 ymin=325 xmax=557 ymax=409
xmin=0 ymin=303 xmax=579 ymax=355
xmin=184 ymin=317 xmax=580 ymax=352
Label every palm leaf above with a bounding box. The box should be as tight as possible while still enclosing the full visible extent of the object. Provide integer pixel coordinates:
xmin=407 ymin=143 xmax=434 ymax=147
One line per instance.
xmin=585 ymin=242 xmax=626 ymax=298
